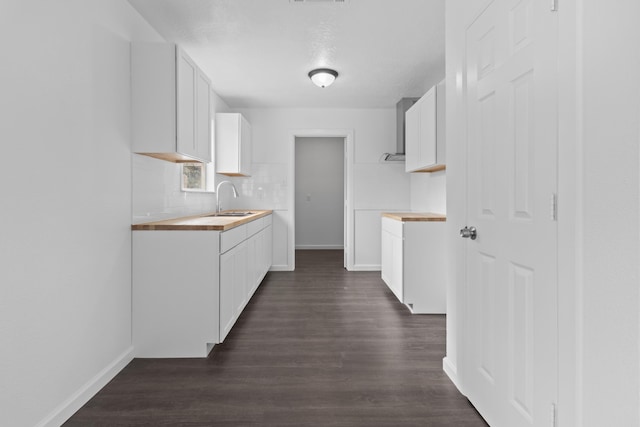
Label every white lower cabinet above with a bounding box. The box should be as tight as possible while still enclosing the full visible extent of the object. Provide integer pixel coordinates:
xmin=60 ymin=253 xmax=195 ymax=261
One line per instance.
xmin=133 ymin=214 xmax=272 ymax=357
xmin=381 ymin=217 xmax=446 ymax=314
xmin=219 ymin=217 xmax=273 ymax=342
xmin=381 ymin=220 xmax=404 ymax=301
xmin=133 ymin=230 xmax=220 ymax=358
xmin=219 ymin=240 xmax=247 ymax=342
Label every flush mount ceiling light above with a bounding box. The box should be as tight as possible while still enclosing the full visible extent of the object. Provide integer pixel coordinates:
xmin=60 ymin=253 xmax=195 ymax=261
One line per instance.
xmin=308 ymin=68 xmax=338 ymax=88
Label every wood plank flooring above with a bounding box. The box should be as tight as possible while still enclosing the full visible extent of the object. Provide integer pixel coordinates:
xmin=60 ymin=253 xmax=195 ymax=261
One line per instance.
xmin=65 ymin=250 xmax=487 ymax=426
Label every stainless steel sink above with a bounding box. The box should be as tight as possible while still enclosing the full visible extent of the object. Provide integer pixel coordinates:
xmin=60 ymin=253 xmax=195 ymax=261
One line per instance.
xmin=208 ymin=212 xmax=254 ymax=217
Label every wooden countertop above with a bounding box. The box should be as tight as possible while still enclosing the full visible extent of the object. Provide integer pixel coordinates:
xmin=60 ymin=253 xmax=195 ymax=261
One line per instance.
xmin=132 ymin=210 xmax=273 ymax=231
xmin=382 ymin=212 xmax=446 ymax=222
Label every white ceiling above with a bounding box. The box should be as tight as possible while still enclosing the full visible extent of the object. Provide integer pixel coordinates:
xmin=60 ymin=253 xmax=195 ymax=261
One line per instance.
xmin=128 ymin=0 xmax=445 ymax=109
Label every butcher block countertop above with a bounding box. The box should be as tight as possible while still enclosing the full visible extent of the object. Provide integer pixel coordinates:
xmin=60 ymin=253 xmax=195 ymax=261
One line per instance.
xmin=132 ymin=210 xmax=273 ymax=231
xmin=382 ymin=212 xmax=446 ymax=222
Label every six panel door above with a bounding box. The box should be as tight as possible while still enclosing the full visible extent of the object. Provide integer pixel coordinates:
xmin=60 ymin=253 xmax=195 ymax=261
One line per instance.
xmin=463 ymin=0 xmax=559 ymax=425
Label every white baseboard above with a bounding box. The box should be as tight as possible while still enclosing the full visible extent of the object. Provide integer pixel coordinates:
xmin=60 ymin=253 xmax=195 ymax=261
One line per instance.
xmin=269 ymin=265 xmax=293 ymax=271
xmin=270 ymin=264 xmax=379 ymax=272
xmin=295 ymin=245 xmax=344 ymax=250
xmin=350 ymin=264 xmax=381 ymax=271
xmin=37 ymin=346 xmax=134 ymax=427
xmin=443 ymin=356 xmax=465 ymax=396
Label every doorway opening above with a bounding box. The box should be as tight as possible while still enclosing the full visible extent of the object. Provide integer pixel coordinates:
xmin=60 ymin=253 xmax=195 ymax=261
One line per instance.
xmin=288 ymin=129 xmax=353 ymax=271
xmin=294 ymin=136 xmax=345 ymax=257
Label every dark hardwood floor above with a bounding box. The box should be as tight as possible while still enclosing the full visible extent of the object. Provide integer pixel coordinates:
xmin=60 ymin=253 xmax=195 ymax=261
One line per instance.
xmin=65 ymin=250 xmax=487 ymax=426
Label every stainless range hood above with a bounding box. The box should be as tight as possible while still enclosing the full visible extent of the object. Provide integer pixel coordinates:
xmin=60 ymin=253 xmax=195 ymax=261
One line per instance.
xmin=381 ymin=97 xmax=419 ymax=162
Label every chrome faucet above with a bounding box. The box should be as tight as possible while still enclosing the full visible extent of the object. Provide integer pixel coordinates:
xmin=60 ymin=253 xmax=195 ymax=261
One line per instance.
xmin=215 ymin=181 xmax=239 ymax=214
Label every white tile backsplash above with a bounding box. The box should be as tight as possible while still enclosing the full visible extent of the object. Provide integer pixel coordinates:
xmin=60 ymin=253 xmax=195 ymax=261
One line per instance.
xmin=132 ymin=154 xmax=216 ymax=223
xmin=225 ymin=163 xmax=289 ymax=211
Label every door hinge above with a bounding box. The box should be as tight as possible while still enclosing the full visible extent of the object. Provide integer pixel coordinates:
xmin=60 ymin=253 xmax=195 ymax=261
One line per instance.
xmin=550 ymin=193 xmax=557 ymax=221
xmin=551 ymin=0 xmax=558 ymax=11
xmin=550 ymin=403 xmax=557 ymax=427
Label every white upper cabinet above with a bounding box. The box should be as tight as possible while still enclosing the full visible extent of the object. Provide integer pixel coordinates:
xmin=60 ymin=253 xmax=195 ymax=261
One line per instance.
xmin=405 ymin=80 xmax=446 ymax=173
xmin=132 ymin=43 xmax=211 ymax=163
xmin=215 ymin=113 xmax=251 ymax=176
xmin=404 ymin=100 xmax=421 ymax=172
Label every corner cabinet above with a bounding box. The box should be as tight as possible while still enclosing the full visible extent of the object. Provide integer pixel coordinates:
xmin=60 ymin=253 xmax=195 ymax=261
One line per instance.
xmin=132 ymin=43 xmax=212 ymax=163
xmin=405 ymin=80 xmax=446 ymax=173
xmin=215 ymin=113 xmax=251 ymax=176
xmin=381 ymin=216 xmax=446 ymax=314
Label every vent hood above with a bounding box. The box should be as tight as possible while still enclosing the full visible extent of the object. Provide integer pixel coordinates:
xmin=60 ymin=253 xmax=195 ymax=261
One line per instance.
xmin=381 ymin=97 xmax=419 ymax=162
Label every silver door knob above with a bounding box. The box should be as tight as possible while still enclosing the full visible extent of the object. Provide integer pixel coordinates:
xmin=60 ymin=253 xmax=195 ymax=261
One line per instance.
xmin=460 ymin=226 xmax=477 ymax=240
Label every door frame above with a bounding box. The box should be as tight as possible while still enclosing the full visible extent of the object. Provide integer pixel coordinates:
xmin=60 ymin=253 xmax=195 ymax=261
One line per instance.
xmin=287 ymin=129 xmax=354 ymax=271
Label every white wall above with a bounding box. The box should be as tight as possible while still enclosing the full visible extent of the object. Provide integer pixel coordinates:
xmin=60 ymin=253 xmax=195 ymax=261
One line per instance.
xmin=295 ymin=137 xmax=344 ymax=249
xmin=0 ymin=1 xmax=161 ymax=425
xmin=227 ymin=108 xmax=411 ymax=270
xmin=566 ymin=0 xmax=640 ymax=425
xmin=410 ymin=172 xmax=446 ymax=214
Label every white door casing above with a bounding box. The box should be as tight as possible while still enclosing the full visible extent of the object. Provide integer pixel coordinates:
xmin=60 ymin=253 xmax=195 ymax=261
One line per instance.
xmin=463 ymin=1 xmax=558 ymax=426
xmin=344 ymin=140 xmax=348 ymax=268
xmin=288 ymin=129 xmax=354 ymax=271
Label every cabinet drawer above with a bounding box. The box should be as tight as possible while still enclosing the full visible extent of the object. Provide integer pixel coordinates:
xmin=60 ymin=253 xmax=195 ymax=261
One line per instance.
xmin=246 ymin=217 xmax=264 ymax=237
xmin=382 ymin=217 xmax=403 ymax=238
xmin=220 ymin=224 xmax=247 ymax=253
xmin=263 ymin=214 xmax=272 ymax=227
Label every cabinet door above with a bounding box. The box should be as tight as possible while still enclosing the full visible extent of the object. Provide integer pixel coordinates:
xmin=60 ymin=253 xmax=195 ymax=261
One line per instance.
xmin=246 ymin=225 xmax=271 ymax=300
xmin=404 ymin=102 xmax=420 ymax=172
xmin=215 ymin=113 xmax=251 ymax=176
xmin=219 ymin=247 xmax=236 ymax=342
xmin=382 ymin=218 xmax=404 ymax=302
xmin=233 ymin=241 xmax=248 ymax=319
xmin=247 ymin=232 xmax=259 ymax=298
xmin=418 ymin=86 xmax=437 ymax=167
xmin=195 ymin=70 xmax=211 ymax=162
xmin=381 ymin=228 xmax=393 ymax=286
xmin=263 ymin=224 xmax=272 ymax=275
xmin=390 ymin=233 xmax=404 ymax=302
xmin=254 ymin=230 xmax=265 ymax=289
xmin=381 ymin=226 xmax=404 ymax=302
xmin=220 ymin=240 xmax=248 ymax=342
xmin=239 ymin=117 xmax=252 ymax=176
xmin=176 ymin=49 xmax=197 ymax=159
xmin=215 ymin=113 xmax=241 ymax=174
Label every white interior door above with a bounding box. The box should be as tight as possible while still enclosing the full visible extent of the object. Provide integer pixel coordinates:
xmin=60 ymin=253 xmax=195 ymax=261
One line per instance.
xmin=463 ymin=1 xmax=558 ymax=426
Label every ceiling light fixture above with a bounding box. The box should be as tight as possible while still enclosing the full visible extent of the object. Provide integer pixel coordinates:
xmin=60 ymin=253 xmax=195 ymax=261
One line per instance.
xmin=308 ymin=68 xmax=338 ymax=88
